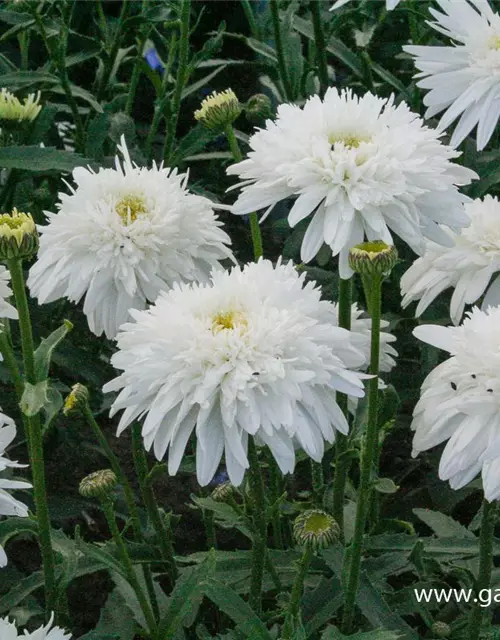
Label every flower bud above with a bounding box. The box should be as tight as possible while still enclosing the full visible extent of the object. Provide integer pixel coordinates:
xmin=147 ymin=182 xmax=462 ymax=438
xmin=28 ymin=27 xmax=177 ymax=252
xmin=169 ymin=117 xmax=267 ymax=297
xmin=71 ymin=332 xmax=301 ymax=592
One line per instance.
xmin=79 ymin=469 xmax=117 ymax=499
xmin=0 ymin=209 xmax=38 ymax=260
xmin=0 ymin=89 xmax=41 ymax=124
xmin=293 ymin=509 xmax=340 ymax=551
xmin=430 ymin=621 xmax=451 ymax=638
xmin=244 ymin=93 xmax=273 ymax=124
xmin=211 ymin=481 xmax=236 ymax=503
xmin=348 ymin=241 xmax=398 ymax=278
xmin=63 ymin=383 xmax=89 ymax=416
xmin=194 ymin=89 xmax=241 ymax=131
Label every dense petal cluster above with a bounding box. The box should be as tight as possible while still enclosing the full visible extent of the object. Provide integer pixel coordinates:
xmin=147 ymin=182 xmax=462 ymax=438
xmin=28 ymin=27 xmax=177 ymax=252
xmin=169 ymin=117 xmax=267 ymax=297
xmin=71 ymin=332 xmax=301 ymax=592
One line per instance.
xmin=227 ymin=89 xmax=476 ymax=277
xmin=405 ymin=0 xmax=500 ymax=150
xmin=0 ymin=88 xmax=41 ymax=123
xmin=0 ymin=613 xmax=71 ymax=639
xmin=0 ymin=265 xmax=18 ymax=322
xmin=401 ymin=196 xmax=500 ymax=324
xmin=104 ymin=260 xmax=369 ymax=486
xmin=28 ymin=136 xmax=233 ymax=339
xmin=0 ymin=414 xmax=31 ymax=567
xmin=412 ymin=307 xmax=500 ymax=500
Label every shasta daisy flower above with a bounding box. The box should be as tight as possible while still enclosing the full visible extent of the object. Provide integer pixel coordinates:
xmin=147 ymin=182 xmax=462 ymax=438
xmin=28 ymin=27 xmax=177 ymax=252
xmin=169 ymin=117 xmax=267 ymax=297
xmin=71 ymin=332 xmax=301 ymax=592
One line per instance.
xmin=331 ymin=0 xmax=402 ymax=10
xmin=405 ymin=0 xmax=500 ymax=151
xmin=0 ymin=613 xmax=71 ymax=639
xmin=104 ymin=260 xmax=369 ymax=487
xmin=401 ymin=196 xmax=500 ymax=325
xmin=0 ymin=414 xmax=31 ymax=567
xmin=227 ymin=89 xmax=476 ymax=277
xmin=412 ymin=306 xmax=500 ymax=500
xmin=27 ymin=136 xmax=234 ymax=339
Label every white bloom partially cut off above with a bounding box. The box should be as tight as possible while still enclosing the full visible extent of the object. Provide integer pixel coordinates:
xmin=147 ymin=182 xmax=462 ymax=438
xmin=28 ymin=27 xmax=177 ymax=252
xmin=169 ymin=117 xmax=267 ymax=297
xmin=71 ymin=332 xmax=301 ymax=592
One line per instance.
xmin=228 ymin=89 xmax=476 ymax=278
xmin=331 ymin=0 xmax=402 ymax=10
xmin=0 ymin=613 xmax=71 ymax=639
xmin=28 ymin=136 xmax=233 ymax=339
xmin=412 ymin=307 xmax=500 ymax=500
xmin=405 ymin=0 xmax=500 ymax=150
xmin=105 ymin=260 xmax=369 ymax=487
xmin=401 ymin=196 xmax=500 ymax=324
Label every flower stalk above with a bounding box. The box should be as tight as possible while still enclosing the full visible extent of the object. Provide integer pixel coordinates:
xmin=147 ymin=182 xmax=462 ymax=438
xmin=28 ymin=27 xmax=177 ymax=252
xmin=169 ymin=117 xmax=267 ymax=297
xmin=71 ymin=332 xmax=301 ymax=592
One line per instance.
xmin=247 ymin=437 xmax=268 ymax=614
xmin=309 ymin=0 xmax=329 ymax=97
xmin=269 ymin=0 xmax=293 ymax=101
xmin=281 ymin=546 xmax=313 ymax=638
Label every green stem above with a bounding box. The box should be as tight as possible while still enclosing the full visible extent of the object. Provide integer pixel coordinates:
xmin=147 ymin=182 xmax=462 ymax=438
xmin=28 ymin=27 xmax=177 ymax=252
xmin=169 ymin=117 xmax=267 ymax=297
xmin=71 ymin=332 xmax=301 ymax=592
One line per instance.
xmin=224 ymin=124 xmax=263 ymax=260
xmin=248 ymin=438 xmax=268 ymax=614
xmin=331 ymin=277 xmax=352 ymax=541
xmin=0 ymin=327 xmax=23 ymax=399
xmin=101 ymin=498 xmax=157 ymax=635
xmin=7 ymin=259 xmax=56 ymax=620
xmin=241 ymin=0 xmax=260 ymax=39
xmin=281 ymin=546 xmax=313 ymax=639
xmin=267 ymin=453 xmax=284 ymax=549
xmin=95 ymin=0 xmax=129 ymax=103
xmin=163 ymin=0 xmax=191 ymax=164
xmin=269 ymin=0 xmax=293 ymax=101
xmin=467 ymin=500 xmax=497 ymax=640
xmin=309 ymin=1 xmax=329 ymax=97
xmin=131 ymin=424 xmax=177 ymax=586
xmin=125 ymin=0 xmax=150 ymax=116
xmin=342 ymin=274 xmax=382 ymax=634
xmin=310 ymin=460 xmax=324 ymax=506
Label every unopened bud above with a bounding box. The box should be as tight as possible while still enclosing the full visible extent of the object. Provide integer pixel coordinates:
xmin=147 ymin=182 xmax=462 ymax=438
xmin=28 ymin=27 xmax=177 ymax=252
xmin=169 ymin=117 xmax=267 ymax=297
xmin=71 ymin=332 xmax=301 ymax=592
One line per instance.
xmin=194 ymin=89 xmax=241 ymax=131
xmin=79 ymin=469 xmax=117 ymax=499
xmin=430 ymin=621 xmax=451 ymax=638
xmin=348 ymin=241 xmax=398 ymax=278
xmin=293 ymin=509 xmax=339 ymax=551
xmin=0 ymin=209 xmax=38 ymax=260
xmin=63 ymin=383 xmax=89 ymax=416
xmin=244 ymin=93 xmax=273 ymax=124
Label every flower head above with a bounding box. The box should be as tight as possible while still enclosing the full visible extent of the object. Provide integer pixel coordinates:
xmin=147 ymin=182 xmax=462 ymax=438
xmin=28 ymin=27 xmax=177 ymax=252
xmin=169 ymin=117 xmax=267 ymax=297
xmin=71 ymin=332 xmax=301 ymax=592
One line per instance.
xmin=0 ymin=209 xmax=38 ymax=260
xmin=0 ymin=414 xmax=31 ymax=567
xmin=401 ymin=196 xmax=500 ymax=325
xmin=227 ymin=88 xmax=476 ymax=277
xmin=0 ymin=613 xmax=71 ymax=639
xmin=405 ymin=0 xmax=500 ymax=150
xmin=79 ymin=469 xmax=117 ymax=499
xmin=194 ymin=89 xmax=241 ymax=131
xmin=104 ymin=259 xmax=369 ymax=487
xmin=27 ymin=136 xmax=234 ymax=339
xmin=0 ymin=88 xmax=41 ymax=123
xmin=348 ymin=241 xmax=398 ymax=278
xmin=63 ymin=383 xmax=89 ymax=416
xmin=293 ymin=509 xmax=340 ymax=550
xmin=412 ymin=306 xmax=500 ymax=500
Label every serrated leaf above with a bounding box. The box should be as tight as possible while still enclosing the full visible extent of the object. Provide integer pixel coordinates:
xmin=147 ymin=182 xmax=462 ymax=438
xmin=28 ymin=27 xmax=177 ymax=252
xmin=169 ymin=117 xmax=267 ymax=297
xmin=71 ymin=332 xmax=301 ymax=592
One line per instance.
xmin=95 ymin=587 xmax=136 ymax=640
xmin=0 ymin=146 xmax=89 ymax=172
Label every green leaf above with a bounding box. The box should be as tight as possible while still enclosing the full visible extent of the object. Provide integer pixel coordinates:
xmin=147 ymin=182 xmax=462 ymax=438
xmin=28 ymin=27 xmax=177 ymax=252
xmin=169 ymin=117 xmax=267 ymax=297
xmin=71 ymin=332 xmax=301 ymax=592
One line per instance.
xmin=373 ymin=478 xmax=399 ymax=495
xmin=412 ymin=509 xmax=475 ymax=539
xmin=20 ymin=380 xmax=49 ymax=417
xmin=370 ymin=62 xmax=411 ymax=99
xmin=34 ymin=319 xmax=73 ymax=382
xmin=95 ymin=587 xmax=136 ymax=640
xmin=201 ymin=578 xmax=273 ymax=639
xmin=321 ymin=627 xmax=403 ymax=640
xmin=42 ymin=385 xmax=63 ymax=432
xmin=0 ymin=70 xmax=59 ymax=90
xmin=181 ymin=65 xmax=228 ymax=100
xmin=191 ymin=495 xmax=253 ymax=539
xmin=0 ymin=146 xmax=89 ymax=172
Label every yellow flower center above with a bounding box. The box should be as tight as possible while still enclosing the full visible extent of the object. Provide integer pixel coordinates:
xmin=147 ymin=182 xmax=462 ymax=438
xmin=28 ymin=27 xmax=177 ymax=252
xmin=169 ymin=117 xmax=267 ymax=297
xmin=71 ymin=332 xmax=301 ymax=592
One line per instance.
xmin=488 ymin=34 xmax=500 ymax=50
xmin=212 ymin=310 xmax=247 ymax=333
xmin=115 ymin=194 xmax=147 ymax=225
xmin=0 ymin=209 xmax=35 ymax=244
xmin=328 ymin=133 xmax=370 ymax=148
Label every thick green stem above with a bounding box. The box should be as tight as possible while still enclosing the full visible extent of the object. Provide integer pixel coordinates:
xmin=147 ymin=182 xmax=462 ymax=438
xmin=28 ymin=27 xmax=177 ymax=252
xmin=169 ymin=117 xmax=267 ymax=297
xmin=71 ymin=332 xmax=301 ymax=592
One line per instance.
xmin=467 ymin=500 xmax=497 ymax=640
xmin=268 ymin=452 xmax=284 ymax=549
xmin=241 ymin=0 xmax=260 ymax=39
xmin=125 ymin=1 xmax=149 ymax=116
xmin=269 ymin=0 xmax=293 ymax=101
xmin=342 ymin=274 xmax=382 ymax=634
xmin=310 ymin=460 xmax=324 ymax=506
xmin=7 ymin=259 xmax=56 ymax=620
xmin=224 ymin=124 xmax=263 ymax=260
xmin=95 ymin=0 xmax=129 ymax=103
xmin=101 ymin=498 xmax=157 ymax=635
xmin=248 ymin=438 xmax=268 ymax=614
xmin=331 ymin=277 xmax=352 ymax=540
xmin=0 ymin=328 xmax=23 ymax=399
xmin=131 ymin=424 xmax=177 ymax=586
xmin=309 ymin=1 xmax=329 ymax=97
xmin=281 ymin=546 xmax=313 ymax=638
xmin=163 ymin=0 xmax=191 ymax=164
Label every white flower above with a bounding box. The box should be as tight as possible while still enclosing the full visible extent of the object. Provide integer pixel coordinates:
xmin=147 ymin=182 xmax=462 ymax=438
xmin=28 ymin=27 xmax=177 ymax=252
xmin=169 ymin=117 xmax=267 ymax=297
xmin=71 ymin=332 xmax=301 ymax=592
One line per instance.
xmin=401 ymin=195 xmax=500 ymax=325
xmin=28 ymin=136 xmax=234 ymax=339
xmin=227 ymin=88 xmax=476 ymax=278
xmin=404 ymin=0 xmax=500 ymax=151
xmin=0 ymin=413 xmax=31 ymax=568
xmin=0 ymin=613 xmax=71 ymax=639
xmin=411 ymin=306 xmax=500 ymax=500
xmin=331 ymin=0 xmax=402 ymax=10
xmin=0 ymin=265 xmax=18 ymax=322
xmin=104 ymin=260 xmax=369 ymax=487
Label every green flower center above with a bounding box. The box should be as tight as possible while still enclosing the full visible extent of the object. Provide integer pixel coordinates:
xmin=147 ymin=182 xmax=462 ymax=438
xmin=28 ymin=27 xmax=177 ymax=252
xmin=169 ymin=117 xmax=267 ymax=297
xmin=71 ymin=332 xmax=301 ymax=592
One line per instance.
xmin=301 ymin=512 xmax=332 ymax=535
xmin=115 ymin=194 xmax=147 ymax=224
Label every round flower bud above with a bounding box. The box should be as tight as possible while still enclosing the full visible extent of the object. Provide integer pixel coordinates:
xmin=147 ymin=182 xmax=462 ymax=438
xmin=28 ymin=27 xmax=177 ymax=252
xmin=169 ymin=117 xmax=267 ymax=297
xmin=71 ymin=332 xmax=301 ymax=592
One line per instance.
xmin=194 ymin=89 xmax=241 ymax=131
xmin=0 ymin=89 xmax=41 ymax=123
xmin=0 ymin=209 xmax=38 ymax=260
xmin=293 ymin=509 xmax=340 ymax=551
xmin=211 ymin=481 xmax=236 ymax=503
xmin=348 ymin=241 xmax=398 ymax=278
xmin=430 ymin=622 xmax=451 ymax=638
xmin=79 ymin=469 xmax=117 ymax=499
xmin=244 ymin=93 xmax=273 ymax=124
xmin=63 ymin=383 xmax=89 ymax=416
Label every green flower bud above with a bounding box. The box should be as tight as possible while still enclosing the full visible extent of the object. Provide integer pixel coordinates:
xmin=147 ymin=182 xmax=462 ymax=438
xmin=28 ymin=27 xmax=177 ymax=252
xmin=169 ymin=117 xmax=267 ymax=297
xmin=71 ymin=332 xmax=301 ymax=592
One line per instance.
xmin=430 ymin=621 xmax=451 ymax=638
xmin=194 ymin=89 xmax=241 ymax=131
xmin=244 ymin=93 xmax=273 ymax=124
xmin=348 ymin=241 xmax=398 ymax=278
xmin=293 ymin=509 xmax=340 ymax=551
xmin=211 ymin=481 xmax=237 ymax=503
xmin=63 ymin=383 xmax=89 ymax=416
xmin=79 ymin=469 xmax=117 ymax=499
xmin=0 ymin=209 xmax=38 ymax=260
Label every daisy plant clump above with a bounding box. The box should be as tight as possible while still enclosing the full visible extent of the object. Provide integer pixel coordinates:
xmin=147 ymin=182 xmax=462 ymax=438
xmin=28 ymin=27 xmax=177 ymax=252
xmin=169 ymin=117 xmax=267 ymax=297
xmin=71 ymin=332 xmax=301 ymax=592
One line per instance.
xmin=401 ymin=195 xmax=500 ymax=325
xmin=28 ymin=135 xmax=234 ymax=339
xmin=405 ymin=0 xmax=500 ymax=151
xmin=412 ymin=306 xmax=500 ymax=640
xmin=0 ymin=416 xmax=31 ymax=568
xmin=0 ymin=613 xmax=71 ymax=640
xmin=227 ymin=88 xmax=476 ymax=277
